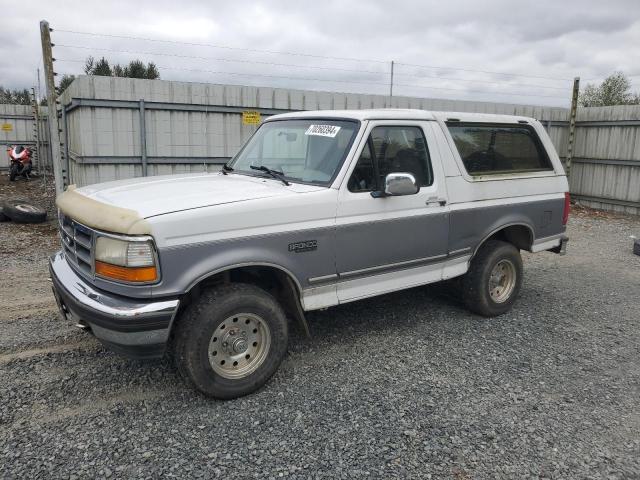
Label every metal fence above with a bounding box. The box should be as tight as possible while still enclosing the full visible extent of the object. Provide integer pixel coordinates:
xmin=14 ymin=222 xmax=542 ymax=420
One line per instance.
xmin=0 ymin=103 xmax=51 ymax=171
xmin=58 ymin=75 xmax=570 ymax=186
xmin=568 ymin=106 xmax=640 ymax=214
xmin=12 ymin=74 xmax=636 ymax=215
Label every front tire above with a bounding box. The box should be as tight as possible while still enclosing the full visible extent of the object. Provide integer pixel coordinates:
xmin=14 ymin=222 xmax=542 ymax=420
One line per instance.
xmin=462 ymin=240 xmax=523 ymax=317
xmin=172 ymin=283 xmax=288 ymax=399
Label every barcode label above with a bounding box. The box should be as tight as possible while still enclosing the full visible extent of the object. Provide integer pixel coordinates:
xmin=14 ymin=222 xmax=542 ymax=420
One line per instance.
xmin=305 ymin=124 xmax=341 ymax=138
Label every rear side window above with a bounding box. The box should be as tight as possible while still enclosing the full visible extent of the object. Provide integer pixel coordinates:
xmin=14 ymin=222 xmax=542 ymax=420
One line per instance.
xmin=446 ymin=123 xmax=552 ymax=175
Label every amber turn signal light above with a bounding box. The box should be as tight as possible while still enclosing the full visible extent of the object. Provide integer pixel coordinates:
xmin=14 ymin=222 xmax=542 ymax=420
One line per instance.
xmin=95 ymin=260 xmax=158 ymax=283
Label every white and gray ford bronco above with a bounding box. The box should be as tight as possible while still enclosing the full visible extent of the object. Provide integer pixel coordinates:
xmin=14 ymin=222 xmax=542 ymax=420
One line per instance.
xmin=50 ymin=109 xmax=569 ymax=399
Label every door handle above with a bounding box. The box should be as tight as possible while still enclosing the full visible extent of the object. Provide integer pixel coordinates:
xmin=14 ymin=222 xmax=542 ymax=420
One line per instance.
xmin=426 ymin=196 xmax=447 ymax=206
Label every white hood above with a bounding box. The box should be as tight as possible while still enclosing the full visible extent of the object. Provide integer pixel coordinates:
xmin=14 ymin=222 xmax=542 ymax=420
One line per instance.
xmin=77 ymin=172 xmax=322 ymax=218
xmin=56 ymin=172 xmax=324 ymax=235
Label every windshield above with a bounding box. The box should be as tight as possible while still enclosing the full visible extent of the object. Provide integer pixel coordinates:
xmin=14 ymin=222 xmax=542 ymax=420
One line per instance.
xmin=229 ymin=119 xmax=359 ymax=186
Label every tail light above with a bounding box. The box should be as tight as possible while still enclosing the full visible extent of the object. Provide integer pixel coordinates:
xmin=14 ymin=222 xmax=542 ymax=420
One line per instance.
xmin=562 ymin=192 xmax=570 ymax=225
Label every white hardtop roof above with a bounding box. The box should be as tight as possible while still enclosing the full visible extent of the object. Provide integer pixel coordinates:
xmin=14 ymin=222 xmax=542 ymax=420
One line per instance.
xmin=268 ymin=109 xmax=536 ymax=124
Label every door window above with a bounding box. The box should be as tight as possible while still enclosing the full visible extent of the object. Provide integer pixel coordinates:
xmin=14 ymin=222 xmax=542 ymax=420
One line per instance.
xmin=348 ymin=126 xmax=433 ymax=192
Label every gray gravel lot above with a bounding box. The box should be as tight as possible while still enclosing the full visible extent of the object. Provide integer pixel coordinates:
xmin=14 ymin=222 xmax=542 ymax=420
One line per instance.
xmin=1 ymin=194 xmax=639 ymax=478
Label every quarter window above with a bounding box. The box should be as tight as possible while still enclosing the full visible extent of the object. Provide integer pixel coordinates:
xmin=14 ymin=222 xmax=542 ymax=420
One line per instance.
xmin=446 ymin=123 xmax=552 ymax=175
xmin=348 ymin=126 xmax=433 ymax=192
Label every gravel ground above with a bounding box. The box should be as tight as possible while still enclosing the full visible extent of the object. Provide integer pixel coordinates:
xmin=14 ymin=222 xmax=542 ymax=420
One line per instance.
xmin=1 ymin=177 xmax=639 ymax=479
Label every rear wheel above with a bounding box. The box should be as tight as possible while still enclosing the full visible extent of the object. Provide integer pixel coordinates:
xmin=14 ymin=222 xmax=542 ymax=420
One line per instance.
xmin=172 ymin=283 xmax=288 ymax=399
xmin=462 ymin=240 xmax=523 ymax=317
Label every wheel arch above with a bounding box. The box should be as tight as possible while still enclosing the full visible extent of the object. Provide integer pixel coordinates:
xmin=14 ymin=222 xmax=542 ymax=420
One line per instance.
xmin=173 ymin=262 xmax=309 ymax=337
xmin=185 ymin=262 xmax=303 ymax=294
xmin=472 ymin=222 xmax=535 ymax=258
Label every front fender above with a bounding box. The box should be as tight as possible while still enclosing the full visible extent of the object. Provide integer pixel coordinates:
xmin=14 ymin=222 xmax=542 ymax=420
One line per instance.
xmin=151 ymin=228 xmax=336 ymax=297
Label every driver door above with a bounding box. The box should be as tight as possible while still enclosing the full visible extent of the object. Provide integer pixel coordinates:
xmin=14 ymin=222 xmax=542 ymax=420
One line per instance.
xmin=335 ymin=120 xmax=449 ymax=302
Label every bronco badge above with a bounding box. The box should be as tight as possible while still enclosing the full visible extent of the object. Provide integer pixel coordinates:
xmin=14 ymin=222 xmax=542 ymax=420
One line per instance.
xmin=288 ymin=240 xmax=318 ymax=253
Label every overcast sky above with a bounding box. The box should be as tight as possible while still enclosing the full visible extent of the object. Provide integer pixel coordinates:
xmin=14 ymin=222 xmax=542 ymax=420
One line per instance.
xmin=2 ymin=0 xmax=640 ymax=107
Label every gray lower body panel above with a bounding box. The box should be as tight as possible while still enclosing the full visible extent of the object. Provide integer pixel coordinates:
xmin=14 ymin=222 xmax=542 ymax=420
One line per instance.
xmin=448 ymin=197 xmax=567 ymax=254
xmin=151 ymin=197 xmax=567 ymax=298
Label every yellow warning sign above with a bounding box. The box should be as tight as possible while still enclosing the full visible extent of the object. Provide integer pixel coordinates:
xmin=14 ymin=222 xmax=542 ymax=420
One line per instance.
xmin=1 ymin=123 xmax=13 ymax=132
xmin=242 ymin=111 xmax=261 ymax=125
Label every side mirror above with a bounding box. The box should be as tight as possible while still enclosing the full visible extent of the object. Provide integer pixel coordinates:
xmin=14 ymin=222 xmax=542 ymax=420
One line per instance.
xmin=383 ymin=172 xmax=419 ymax=196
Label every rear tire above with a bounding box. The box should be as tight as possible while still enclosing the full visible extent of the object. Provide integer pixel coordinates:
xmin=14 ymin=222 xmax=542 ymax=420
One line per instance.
xmin=462 ymin=240 xmax=523 ymax=317
xmin=2 ymin=200 xmax=47 ymax=223
xmin=172 ymin=283 xmax=288 ymax=399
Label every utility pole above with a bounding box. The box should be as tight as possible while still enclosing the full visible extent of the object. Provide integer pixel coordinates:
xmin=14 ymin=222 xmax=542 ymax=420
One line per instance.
xmin=565 ymin=77 xmax=580 ymax=182
xmin=39 ymin=20 xmax=64 ymax=194
xmin=389 ymin=60 xmax=394 ymax=106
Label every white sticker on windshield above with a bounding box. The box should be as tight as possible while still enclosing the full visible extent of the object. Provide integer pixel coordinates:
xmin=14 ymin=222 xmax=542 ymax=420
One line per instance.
xmin=305 ymin=124 xmax=341 ymax=138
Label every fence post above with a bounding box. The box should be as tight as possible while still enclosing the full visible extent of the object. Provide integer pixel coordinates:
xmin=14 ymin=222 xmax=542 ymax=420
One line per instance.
xmin=62 ymin=107 xmax=70 ymax=183
xmin=389 ymin=60 xmax=394 ymax=106
xmin=565 ymin=77 xmax=580 ymax=182
xmin=39 ymin=20 xmax=64 ymax=194
xmin=139 ymin=99 xmax=148 ymax=176
xmin=31 ymin=87 xmax=39 ymax=172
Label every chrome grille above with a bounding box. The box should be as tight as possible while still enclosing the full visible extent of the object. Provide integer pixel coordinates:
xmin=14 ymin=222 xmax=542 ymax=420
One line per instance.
xmin=59 ymin=213 xmax=95 ymax=276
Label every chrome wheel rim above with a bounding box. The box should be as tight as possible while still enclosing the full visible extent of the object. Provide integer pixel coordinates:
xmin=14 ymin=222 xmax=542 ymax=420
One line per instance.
xmin=488 ymin=259 xmax=517 ymax=303
xmin=208 ymin=313 xmax=271 ymax=379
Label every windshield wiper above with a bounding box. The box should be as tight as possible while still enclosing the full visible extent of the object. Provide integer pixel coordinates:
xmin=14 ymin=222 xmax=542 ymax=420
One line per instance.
xmin=221 ymin=164 xmax=234 ymax=175
xmin=250 ymin=165 xmax=290 ymax=186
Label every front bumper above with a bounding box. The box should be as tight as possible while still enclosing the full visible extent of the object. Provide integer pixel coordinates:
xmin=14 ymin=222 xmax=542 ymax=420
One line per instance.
xmin=49 ymin=251 xmax=179 ymax=359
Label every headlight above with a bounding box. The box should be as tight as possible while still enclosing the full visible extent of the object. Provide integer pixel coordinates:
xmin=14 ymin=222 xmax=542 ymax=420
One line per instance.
xmin=95 ymin=236 xmax=158 ymax=283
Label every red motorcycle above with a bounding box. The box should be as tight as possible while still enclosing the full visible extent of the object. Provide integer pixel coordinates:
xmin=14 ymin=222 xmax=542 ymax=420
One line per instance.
xmin=7 ymin=145 xmax=32 ymax=181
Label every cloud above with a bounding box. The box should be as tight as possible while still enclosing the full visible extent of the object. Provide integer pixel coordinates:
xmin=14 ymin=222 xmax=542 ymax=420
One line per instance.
xmin=1 ymin=0 xmax=639 ymax=107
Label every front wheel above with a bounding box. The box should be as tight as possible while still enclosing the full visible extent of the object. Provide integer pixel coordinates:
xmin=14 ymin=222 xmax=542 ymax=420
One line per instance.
xmin=9 ymin=164 xmax=18 ymax=181
xmin=172 ymin=283 xmax=288 ymax=399
xmin=462 ymin=240 xmax=523 ymax=317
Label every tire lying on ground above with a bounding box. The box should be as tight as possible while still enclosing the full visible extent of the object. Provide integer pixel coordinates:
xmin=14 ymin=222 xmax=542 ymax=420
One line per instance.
xmin=0 ymin=205 xmax=9 ymax=222
xmin=634 ymin=238 xmax=640 ymax=256
xmin=2 ymin=200 xmax=47 ymax=223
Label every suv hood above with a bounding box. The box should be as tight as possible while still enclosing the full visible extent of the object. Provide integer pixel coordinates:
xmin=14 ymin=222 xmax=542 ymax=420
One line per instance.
xmin=77 ymin=173 xmax=321 ymax=217
xmin=56 ymin=173 xmax=324 ymax=234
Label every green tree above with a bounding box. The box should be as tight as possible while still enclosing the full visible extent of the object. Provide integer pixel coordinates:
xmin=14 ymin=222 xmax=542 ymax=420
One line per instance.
xmin=93 ymin=57 xmax=113 ymax=76
xmin=579 ymin=72 xmax=640 ymax=107
xmin=0 ymin=86 xmax=32 ymax=105
xmin=83 ymin=56 xmax=95 ymax=74
xmin=146 ymin=62 xmax=160 ymax=80
xmin=84 ymin=56 xmax=113 ymax=76
xmin=122 ymin=59 xmax=148 ymax=79
xmin=112 ymin=64 xmax=125 ymax=77
xmin=57 ymin=74 xmax=75 ymax=95
xmin=82 ymin=56 xmax=160 ymax=80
